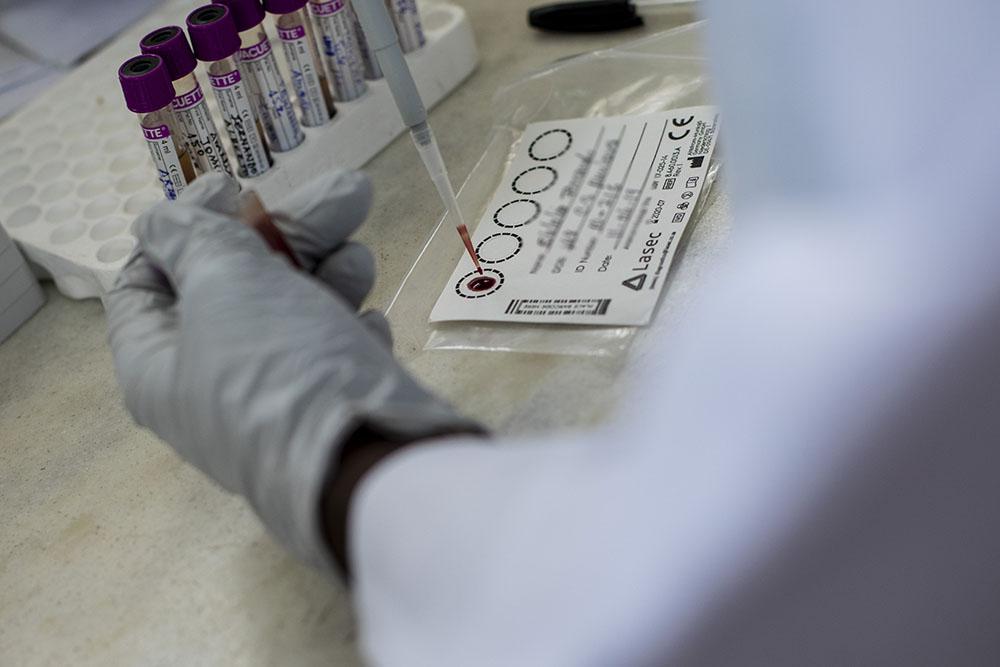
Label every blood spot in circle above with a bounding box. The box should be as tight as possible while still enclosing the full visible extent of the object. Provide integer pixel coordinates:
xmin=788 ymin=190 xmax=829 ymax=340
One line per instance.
xmin=455 ymin=268 xmax=505 ymax=299
xmin=467 ymin=276 xmax=497 ymax=292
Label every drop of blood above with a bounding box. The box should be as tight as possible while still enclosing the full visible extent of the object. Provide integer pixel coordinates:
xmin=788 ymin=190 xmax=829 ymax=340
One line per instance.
xmin=467 ymin=276 xmax=497 ymax=292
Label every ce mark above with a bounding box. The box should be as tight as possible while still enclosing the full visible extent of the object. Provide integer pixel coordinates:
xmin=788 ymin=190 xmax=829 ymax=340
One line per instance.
xmin=668 ymin=115 xmax=695 ymax=141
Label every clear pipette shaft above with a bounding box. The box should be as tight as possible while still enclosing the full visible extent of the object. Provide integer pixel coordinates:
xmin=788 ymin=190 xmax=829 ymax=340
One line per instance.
xmin=410 ymin=122 xmax=483 ymax=273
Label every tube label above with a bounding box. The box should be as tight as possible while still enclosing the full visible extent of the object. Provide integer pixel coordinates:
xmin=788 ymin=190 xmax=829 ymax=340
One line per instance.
xmin=350 ymin=8 xmax=382 ymax=80
xmin=386 ymin=0 xmax=425 ymax=53
xmin=309 ymin=0 xmax=367 ymax=101
xmin=277 ymin=24 xmax=332 ymax=127
xmin=142 ymin=124 xmax=187 ymax=200
xmin=208 ymin=68 xmax=271 ymax=178
xmin=237 ymin=35 xmax=304 ymax=152
xmin=172 ymin=85 xmax=204 ymax=110
xmin=172 ymin=83 xmax=234 ymax=177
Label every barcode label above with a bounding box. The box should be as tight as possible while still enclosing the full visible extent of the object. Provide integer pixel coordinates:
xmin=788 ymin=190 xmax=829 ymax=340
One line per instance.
xmin=505 ymin=298 xmax=611 ymax=316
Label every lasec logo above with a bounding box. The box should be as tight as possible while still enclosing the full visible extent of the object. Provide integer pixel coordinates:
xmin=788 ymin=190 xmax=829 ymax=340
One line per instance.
xmin=622 ymin=274 xmax=647 ymax=291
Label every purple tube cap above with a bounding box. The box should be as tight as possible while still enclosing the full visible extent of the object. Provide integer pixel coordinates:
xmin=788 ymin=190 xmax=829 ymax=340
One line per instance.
xmin=118 ymin=54 xmax=174 ymax=113
xmin=217 ymin=0 xmax=265 ymax=31
xmin=187 ymin=4 xmax=241 ymax=62
xmin=262 ymin=0 xmax=307 ymax=14
xmin=140 ymin=26 xmax=197 ymax=80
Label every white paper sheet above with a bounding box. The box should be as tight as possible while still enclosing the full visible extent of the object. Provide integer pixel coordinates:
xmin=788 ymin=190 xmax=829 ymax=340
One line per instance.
xmin=430 ymin=107 xmax=720 ymax=326
xmin=0 ymin=42 xmax=64 ymax=119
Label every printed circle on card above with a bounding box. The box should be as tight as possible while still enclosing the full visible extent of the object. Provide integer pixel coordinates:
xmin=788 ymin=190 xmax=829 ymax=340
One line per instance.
xmin=528 ymin=129 xmax=572 ymax=161
xmin=511 ymin=166 xmax=557 ymax=195
xmin=476 ymin=233 xmax=522 ymax=264
xmin=493 ymin=199 xmax=541 ymax=228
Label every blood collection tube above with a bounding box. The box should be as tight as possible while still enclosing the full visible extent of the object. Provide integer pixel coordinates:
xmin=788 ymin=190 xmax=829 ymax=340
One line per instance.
xmin=140 ymin=26 xmax=234 ymax=178
xmin=220 ymin=0 xmax=305 ymax=152
xmin=351 ymin=8 xmax=383 ymax=80
xmin=187 ymin=4 xmax=273 ymax=178
xmin=263 ymin=0 xmax=336 ymax=126
xmin=307 ymin=0 xmax=368 ymax=101
xmin=118 ymin=55 xmax=197 ymax=200
xmin=385 ymin=0 xmax=425 ymax=53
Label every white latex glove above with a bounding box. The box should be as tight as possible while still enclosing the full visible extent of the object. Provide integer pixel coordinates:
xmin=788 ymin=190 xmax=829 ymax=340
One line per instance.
xmin=106 ymin=172 xmax=482 ymax=571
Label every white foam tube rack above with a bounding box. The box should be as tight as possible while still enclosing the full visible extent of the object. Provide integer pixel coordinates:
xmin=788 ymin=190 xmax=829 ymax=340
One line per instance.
xmin=0 ymin=223 xmax=44 ymax=342
xmin=0 ymin=0 xmax=477 ymax=299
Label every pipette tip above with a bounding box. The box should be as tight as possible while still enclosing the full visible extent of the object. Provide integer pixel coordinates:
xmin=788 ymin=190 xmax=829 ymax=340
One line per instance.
xmin=457 ymin=223 xmax=483 ymax=274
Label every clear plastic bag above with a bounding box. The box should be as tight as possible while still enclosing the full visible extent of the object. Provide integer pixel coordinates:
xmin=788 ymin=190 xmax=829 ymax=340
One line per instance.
xmin=388 ymin=21 xmax=722 ymax=357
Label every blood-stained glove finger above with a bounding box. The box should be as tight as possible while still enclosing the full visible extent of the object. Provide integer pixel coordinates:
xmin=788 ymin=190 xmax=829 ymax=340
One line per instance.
xmin=269 ymin=170 xmax=373 ymax=272
xmin=133 ymin=200 xmax=274 ymax=299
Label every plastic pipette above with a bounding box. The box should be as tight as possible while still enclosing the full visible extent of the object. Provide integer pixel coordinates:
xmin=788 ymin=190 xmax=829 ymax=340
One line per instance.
xmin=352 ymin=0 xmax=483 ymax=274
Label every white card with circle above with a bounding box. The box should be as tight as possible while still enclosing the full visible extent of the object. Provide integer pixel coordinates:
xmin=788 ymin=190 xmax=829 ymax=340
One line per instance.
xmin=430 ymin=107 xmax=720 ymax=326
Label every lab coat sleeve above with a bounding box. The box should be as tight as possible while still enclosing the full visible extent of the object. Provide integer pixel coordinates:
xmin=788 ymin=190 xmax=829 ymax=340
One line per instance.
xmin=349 ymin=210 xmax=1000 ymax=666
xmin=350 ymin=0 xmax=1000 ymax=663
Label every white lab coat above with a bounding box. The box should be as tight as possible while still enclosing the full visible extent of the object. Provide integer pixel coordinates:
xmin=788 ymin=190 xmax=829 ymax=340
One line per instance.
xmin=350 ymin=1 xmax=1000 ymax=664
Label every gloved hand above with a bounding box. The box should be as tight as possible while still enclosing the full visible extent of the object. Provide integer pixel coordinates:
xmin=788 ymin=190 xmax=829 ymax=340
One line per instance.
xmin=106 ymin=172 xmax=483 ymax=572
